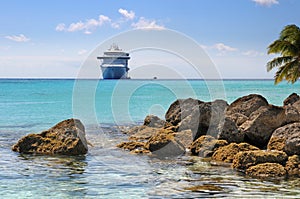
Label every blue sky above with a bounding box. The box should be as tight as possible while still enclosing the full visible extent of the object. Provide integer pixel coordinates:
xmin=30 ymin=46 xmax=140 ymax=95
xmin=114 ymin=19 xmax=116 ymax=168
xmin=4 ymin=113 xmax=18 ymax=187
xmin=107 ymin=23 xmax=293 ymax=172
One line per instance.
xmin=1 ymin=0 xmax=300 ymax=79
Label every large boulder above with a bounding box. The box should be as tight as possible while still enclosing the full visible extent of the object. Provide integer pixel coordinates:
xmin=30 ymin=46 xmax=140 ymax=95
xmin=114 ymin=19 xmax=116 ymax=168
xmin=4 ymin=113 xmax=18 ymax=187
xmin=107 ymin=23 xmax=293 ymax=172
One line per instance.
xmin=268 ymin=122 xmax=300 ymax=155
xmin=176 ymin=99 xmax=228 ymax=140
xmin=239 ymin=105 xmax=300 ymax=148
xmin=165 ymin=98 xmax=203 ymax=126
xmin=212 ymin=142 xmax=259 ymax=163
xmin=283 ymin=93 xmax=300 ymax=106
xmin=12 ymin=119 xmax=88 ymax=155
xmin=246 ymin=163 xmax=286 ymax=178
xmin=217 ymin=117 xmax=244 ymax=143
xmin=226 ymin=94 xmax=269 ymax=118
xmin=232 ymin=150 xmax=288 ymax=171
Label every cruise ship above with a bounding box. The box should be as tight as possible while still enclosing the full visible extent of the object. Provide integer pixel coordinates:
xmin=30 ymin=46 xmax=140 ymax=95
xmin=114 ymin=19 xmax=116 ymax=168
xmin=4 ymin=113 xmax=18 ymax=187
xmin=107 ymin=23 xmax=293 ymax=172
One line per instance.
xmin=97 ymin=44 xmax=130 ymax=79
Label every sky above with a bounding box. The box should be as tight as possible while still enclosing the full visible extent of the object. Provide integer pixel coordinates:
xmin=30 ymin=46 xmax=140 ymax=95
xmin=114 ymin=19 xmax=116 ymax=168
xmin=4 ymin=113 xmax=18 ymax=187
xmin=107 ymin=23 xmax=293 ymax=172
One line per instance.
xmin=1 ymin=0 xmax=300 ymax=79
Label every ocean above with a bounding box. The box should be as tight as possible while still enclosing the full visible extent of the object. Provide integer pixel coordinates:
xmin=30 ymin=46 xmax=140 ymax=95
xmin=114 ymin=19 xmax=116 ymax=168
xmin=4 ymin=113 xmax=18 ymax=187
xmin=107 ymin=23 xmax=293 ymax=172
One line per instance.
xmin=0 ymin=79 xmax=300 ymax=198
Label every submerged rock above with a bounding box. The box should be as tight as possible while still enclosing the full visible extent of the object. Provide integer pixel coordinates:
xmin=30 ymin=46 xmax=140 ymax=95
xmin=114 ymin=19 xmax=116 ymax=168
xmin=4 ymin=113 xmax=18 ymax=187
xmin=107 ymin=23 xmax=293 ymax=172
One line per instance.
xmin=212 ymin=142 xmax=259 ymax=163
xmin=232 ymin=150 xmax=288 ymax=171
xmin=268 ymin=122 xmax=300 ymax=155
xmin=246 ymin=163 xmax=286 ymax=178
xmin=12 ymin=119 xmax=88 ymax=155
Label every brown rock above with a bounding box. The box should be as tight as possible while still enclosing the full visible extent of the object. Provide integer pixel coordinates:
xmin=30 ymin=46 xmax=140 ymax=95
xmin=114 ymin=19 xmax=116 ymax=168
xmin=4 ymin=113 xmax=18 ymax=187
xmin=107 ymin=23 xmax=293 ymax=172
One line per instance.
xmin=212 ymin=142 xmax=259 ymax=163
xmin=227 ymin=113 xmax=248 ymax=126
xmin=128 ymin=125 xmax=160 ymax=142
xmin=285 ymin=155 xmax=300 ymax=177
xmin=174 ymin=129 xmax=193 ymax=149
xmin=268 ymin=122 xmax=300 ymax=155
xmin=226 ymin=94 xmax=269 ymax=117
xmin=12 ymin=119 xmax=88 ymax=155
xmin=177 ymin=100 xmax=228 ymax=140
xmin=283 ymin=93 xmax=300 ymax=106
xmin=143 ymin=115 xmax=166 ymax=128
xmin=145 ymin=129 xmax=185 ymax=156
xmin=217 ymin=117 xmax=244 ymax=143
xmin=246 ymin=163 xmax=286 ymax=178
xmin=232 ymin=150 xmax=288 ymax=171
xmin=190 ymin=135 xmax=228 ymax=157
xmin=240 ymin=105 xmax=299 ymax=148
xmin=165 ymin=98 xmax=203 ymax=126
xmin=117 ymin=141 xmax=150 ymax=154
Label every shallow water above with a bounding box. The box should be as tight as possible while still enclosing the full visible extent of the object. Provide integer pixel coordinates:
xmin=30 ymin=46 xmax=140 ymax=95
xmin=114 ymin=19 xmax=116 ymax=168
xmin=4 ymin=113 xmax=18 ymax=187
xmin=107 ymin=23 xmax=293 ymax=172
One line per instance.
xmin=0 ymin=79 xmax=300 ymax=198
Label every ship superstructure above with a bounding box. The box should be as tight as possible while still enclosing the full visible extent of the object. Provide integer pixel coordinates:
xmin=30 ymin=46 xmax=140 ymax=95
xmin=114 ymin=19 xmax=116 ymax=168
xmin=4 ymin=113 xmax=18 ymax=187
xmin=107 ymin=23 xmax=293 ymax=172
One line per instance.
xmin=97 ymin=44 xmax=130 ymax=79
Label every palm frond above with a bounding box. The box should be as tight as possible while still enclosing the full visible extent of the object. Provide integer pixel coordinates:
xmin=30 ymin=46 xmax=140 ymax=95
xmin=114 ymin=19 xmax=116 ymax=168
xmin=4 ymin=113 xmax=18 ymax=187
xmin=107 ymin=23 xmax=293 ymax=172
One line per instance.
xmin=267 ymin=40 xmax=298 ymax=56
xmin=274 ymin=60 xmax=300 ymax=84
xmin=266 ymin=56 xmax=293 ymax=72
xmin=280 ymin=25 xmax=300 ymax=42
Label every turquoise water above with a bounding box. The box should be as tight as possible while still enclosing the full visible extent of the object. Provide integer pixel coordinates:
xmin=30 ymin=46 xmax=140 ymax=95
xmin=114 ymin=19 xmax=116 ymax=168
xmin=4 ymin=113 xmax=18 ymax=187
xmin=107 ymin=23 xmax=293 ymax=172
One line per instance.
xmin=0 ymin=79 xmax=300 ymax=198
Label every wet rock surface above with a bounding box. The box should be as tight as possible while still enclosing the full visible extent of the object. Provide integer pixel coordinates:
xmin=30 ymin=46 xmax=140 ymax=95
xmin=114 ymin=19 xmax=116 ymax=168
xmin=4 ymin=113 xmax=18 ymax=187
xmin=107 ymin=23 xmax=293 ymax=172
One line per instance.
xmin=246 ymin=163 xmax=286 ymax=178
xmin=118 ymin=93 xmax=300 ymax=179
xmin=212 ymin=143 xmax=259 ymax=163
xmin=12 ymin=119 xmax=88 ymax=155
xmin=268 ymin=122 xmax=300 ymax=155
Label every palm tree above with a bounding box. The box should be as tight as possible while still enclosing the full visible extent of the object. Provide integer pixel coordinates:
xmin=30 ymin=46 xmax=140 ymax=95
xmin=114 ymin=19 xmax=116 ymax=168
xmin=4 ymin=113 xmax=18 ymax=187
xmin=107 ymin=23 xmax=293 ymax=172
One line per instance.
xmin=267 ymin=24 xmax=300 ymax=84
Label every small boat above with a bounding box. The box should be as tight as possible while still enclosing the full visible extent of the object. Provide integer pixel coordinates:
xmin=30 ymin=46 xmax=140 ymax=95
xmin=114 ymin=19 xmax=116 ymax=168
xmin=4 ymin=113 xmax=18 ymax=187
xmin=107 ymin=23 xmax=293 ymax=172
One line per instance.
xmin=97 ymin=44 xmax=130 ymax=79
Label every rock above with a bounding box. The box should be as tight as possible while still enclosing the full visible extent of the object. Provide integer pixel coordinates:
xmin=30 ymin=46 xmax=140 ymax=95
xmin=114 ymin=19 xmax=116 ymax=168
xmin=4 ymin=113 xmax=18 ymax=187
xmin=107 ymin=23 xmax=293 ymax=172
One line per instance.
xmin=240 ymin=105 xmax=300 ymax=148
xmin=143 ymin=115 xmax=166 ymax=128
xmin=283 ymin=93 xmax=300 ymax=106
xmin=217 ymin=117 xmax=244 ymax=143
xmin=117 ymin=141 xmax=150 ymax=154
xmin=232 ymin=150 xmax=288 ymax=171
xmin=145 ymin=129 xmax=185 ymax=157
xmin=227 ymin=113 xmax=248 ymax=126
xmin=268 ymin=123 xmax=300 ymax=155
xmin=190 ymin=135 xmax=228 ymax=157
xmin=12 ymin=119 xmax=88 ymax=155
xmin=128 ymin=125 xmax=161 ymax=142
xmin=177 ymin=100 xmax=228 ymax=140
xmin=212 ymin=142 xmax=259 ymax=163
xmin=246 ymin=163 xmax=286 ymax=178
xmin=285 ymin=155 xmax=300 ymax=177
xmin=292 ymin=100 xmax=300 ymax=113
xmin=174 ymin=129 xmax=194 ymax=149
xmin=165 ymin=98 xmax=203 ymax=126
xmin=226 ymin=94 xmax=269 ymax=118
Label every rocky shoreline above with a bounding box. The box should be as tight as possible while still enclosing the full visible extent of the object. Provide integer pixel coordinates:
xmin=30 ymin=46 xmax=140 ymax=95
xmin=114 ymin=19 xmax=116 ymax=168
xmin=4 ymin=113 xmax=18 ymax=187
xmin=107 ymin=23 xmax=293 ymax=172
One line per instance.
xmin=12 ymin=93 xmax=300 ymax=179
xmin=118 ymin=93 xmax=300 ymax=179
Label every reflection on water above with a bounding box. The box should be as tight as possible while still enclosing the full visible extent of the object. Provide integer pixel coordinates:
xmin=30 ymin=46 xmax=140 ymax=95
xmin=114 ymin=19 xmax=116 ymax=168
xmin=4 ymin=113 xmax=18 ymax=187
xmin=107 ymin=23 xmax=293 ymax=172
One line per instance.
xmin=0 ymin=126 xmax=300 ymax=198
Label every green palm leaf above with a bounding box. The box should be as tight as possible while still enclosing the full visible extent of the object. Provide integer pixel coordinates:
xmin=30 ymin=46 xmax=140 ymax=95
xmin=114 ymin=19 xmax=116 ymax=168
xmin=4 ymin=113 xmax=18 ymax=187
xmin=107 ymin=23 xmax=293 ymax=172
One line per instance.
xmin=267 ymin=24 xmax=300 ymax=84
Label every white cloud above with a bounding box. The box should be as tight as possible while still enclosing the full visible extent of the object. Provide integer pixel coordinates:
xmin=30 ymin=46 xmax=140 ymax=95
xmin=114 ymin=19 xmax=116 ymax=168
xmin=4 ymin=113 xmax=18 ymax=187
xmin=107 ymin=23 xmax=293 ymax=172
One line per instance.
xmin=5 ymin=34 xmax=30 ymax=42
xmin=212 ymin=43 xmax=237 ymax=52
xmin=55 ymin=14 xmax=111 ymax=33
xmin=55 ymin=23 xmax=66 ymax=31
xmin=242 ymin=50 xmax=265 ymax=57
xmin=118 ymin=8 xmax=135 ymax=20
xmin=252 ymin=0 xmax=279 ymax=7
xmin=131 ymin=17 xmax=165 ymax=30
